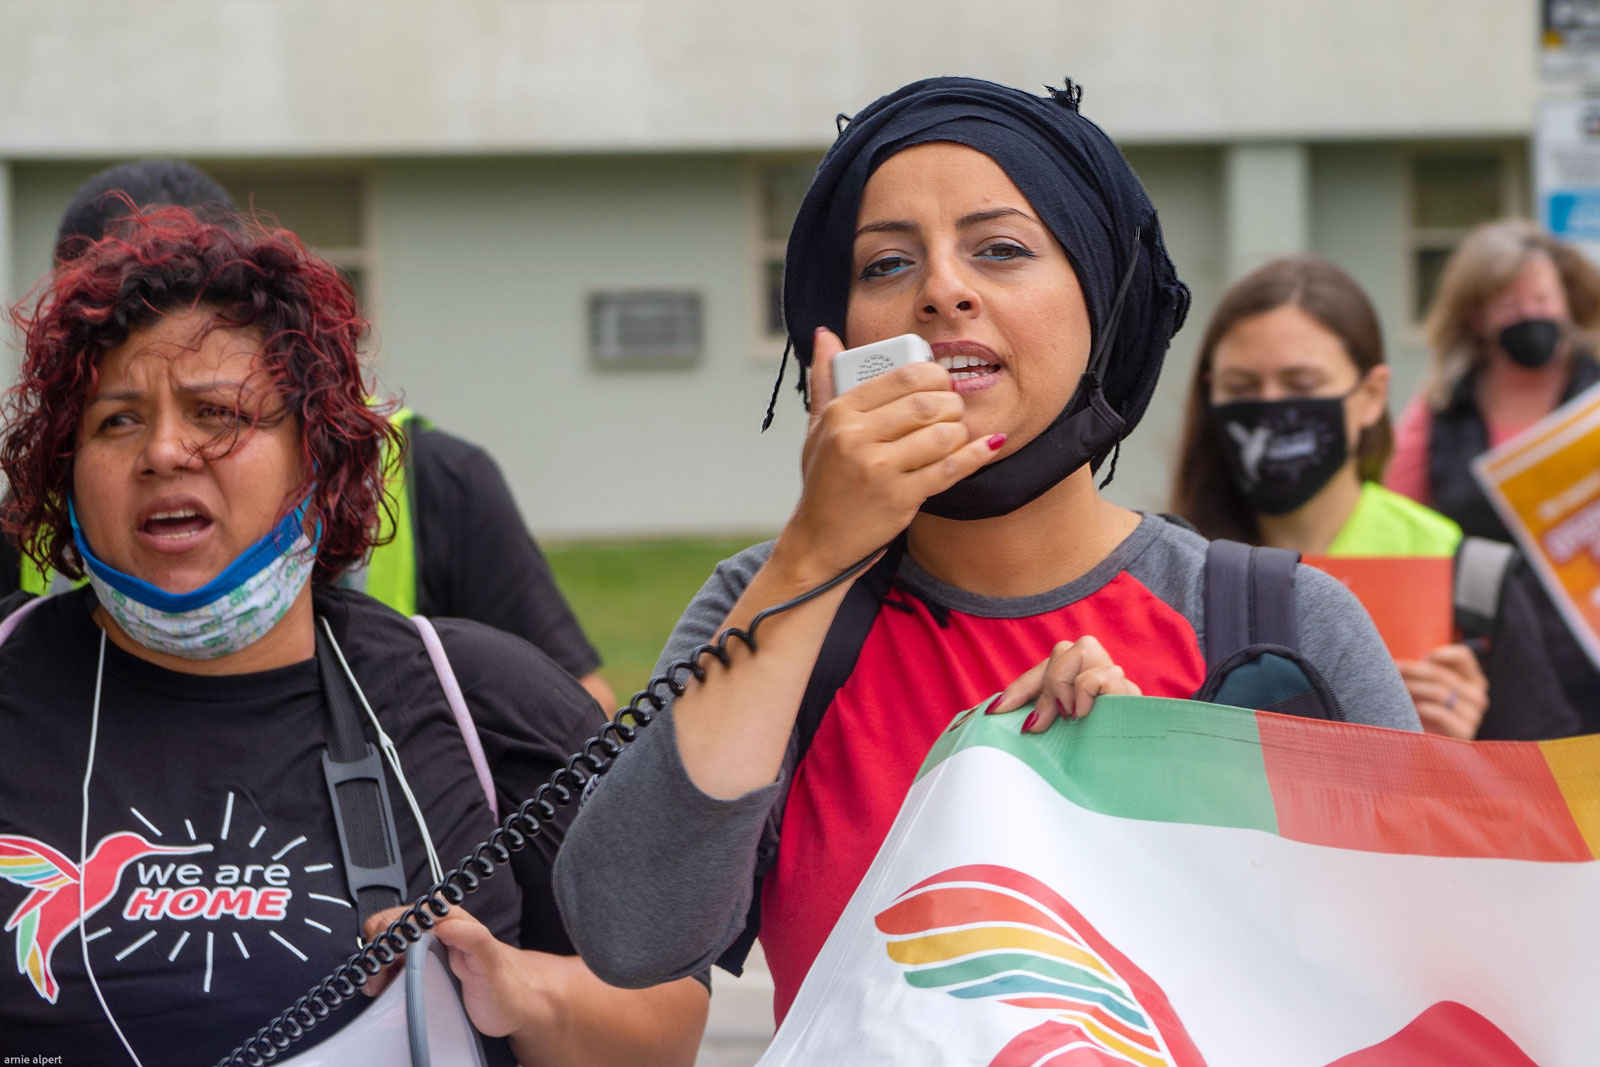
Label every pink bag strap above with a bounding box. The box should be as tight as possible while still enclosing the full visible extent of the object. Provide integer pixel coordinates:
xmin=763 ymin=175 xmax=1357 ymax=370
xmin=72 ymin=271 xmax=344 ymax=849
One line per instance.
xmin=410 ymin=615 xmax=499 ymax=822
xmin=0 ymin=594 xmax=51 ymax=648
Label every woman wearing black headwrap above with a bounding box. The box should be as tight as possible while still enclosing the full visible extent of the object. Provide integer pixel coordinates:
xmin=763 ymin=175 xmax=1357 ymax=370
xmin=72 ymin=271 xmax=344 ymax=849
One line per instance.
xmin=554 ymin=77 xmax=1417 ymax=1024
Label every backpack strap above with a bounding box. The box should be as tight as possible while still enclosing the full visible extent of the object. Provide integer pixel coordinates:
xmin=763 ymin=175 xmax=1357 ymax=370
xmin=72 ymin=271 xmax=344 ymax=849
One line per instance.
xmin=0 ymin=594 xmax=51 ymax=648
xmin=1199 ymin=541 xmax=1345 ymax=720
xmin=1453 ymin=536 xmax=1516 ymax=640
xmin=714 ymin=537 xmax=906 ymax=976
xmin=793 ymin=538 xmax=907 ymax=759
xmin=316 ymin=624 xmax=409 ymax=925
xmin=411 ymin=615 xmax=499 ymax=821
xmin=1203 ymin=540 xmax=1300 ymax=670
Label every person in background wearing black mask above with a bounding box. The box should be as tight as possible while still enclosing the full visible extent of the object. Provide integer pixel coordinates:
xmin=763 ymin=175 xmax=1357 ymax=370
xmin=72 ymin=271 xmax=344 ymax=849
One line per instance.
xmin=1386 ymin=219 xmax=1600 ymax=540
xmin=1171 ymin=256 xmax=1552 ymax=740
xmin=1 ymin=159 xmax=616 ymax=711
xmin=1385 ymin=220 xmax=1600 ymax=727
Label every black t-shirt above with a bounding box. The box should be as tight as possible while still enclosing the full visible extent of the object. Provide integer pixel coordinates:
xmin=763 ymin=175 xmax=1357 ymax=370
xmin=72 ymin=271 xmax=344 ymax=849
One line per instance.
xmin=0 ymin=425 xmax=603 ymax=681
xmin=409 ymin=424 xmax=602 ymax=679
xmin=0 ymin=585 xmax=604 ymax=1064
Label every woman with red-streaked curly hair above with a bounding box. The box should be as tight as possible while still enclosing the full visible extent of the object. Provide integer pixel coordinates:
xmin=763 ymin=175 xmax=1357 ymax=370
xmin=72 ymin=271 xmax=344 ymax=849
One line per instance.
xmin=0 ymin=210 xmax=708 ymax=1066
xmin=2 ymin=206 xmax=396 ymax=585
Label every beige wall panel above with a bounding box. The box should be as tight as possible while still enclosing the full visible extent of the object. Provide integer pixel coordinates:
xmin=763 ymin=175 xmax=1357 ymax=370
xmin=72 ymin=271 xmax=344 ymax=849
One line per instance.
xmin=371 ymin=155 xmax=807 ymax=538
xmin=0 ymin=1 xmax=1538 ymax=157
xmin=1105 ymin=145 xmax=1226 ymax=514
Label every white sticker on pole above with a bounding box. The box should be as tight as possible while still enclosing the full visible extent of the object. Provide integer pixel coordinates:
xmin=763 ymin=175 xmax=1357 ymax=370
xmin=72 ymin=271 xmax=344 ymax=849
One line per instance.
xmin=1537 ymin=95 xmax=1600 ymax=264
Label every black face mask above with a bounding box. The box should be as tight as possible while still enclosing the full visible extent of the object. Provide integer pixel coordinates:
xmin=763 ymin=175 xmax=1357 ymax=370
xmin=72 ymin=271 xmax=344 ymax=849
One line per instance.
xmin=1497 ymin=318 xmax=1564 ymax=369
xmin=1212 ymin=395 xmax=1350 ymax=516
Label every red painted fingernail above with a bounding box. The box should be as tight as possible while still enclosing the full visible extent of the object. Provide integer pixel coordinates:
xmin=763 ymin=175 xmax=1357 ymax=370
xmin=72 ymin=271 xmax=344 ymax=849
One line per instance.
xmin=983 ymin=695 xmax=1003 ymax=715
xmin=1021 ymin=711 xmax=1038 ymax=733
xmin=987 ymin=433 xmax=1007 ymax=451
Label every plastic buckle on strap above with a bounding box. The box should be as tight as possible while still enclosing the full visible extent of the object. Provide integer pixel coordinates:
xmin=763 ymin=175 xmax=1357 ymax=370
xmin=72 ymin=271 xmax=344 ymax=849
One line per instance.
xmin=321 ymin=744 xmax=408 ymax=910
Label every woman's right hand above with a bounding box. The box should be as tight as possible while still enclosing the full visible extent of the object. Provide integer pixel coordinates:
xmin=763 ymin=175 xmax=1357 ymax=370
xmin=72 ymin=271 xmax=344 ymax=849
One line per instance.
xmin=779 ymin=328 xmax=1006 ymax=578
xmin=989 ymin=636 xmax=1143 ymax=732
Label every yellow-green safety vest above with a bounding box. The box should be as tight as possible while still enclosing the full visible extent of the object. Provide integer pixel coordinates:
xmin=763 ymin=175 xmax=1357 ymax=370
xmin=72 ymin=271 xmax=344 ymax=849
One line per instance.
xmin=17 ymin=410 xmax=424 ymax=615
xmin=17 ymin=546 xmax=55 ymax=597
xmin=361 ymin=408 xmax=423 ymax=616
xmin=1325 ymin=482 xmax=1463 ymax=559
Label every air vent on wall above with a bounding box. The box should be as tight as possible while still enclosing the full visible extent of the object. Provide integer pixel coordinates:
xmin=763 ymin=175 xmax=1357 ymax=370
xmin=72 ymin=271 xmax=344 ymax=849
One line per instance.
xmin=589 ymin=291 xmax=702 ymax=369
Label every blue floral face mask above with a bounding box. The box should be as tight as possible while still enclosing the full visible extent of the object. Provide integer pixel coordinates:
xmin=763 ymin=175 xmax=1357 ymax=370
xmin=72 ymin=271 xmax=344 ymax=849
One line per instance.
xmin=69 ymin=499 xmax=319 ymax=659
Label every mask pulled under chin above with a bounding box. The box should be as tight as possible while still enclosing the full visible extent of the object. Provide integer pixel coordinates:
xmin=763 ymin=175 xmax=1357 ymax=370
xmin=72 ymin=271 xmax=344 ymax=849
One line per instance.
xmin=918 ymin=232 xmax=1149 ymax=523
xmin=1497 ymin=318 xmax=1564 ymax=370
xmin=1211 ymin=395 xmax=1349 ymax=516
xmin=70 ymin=501 xmax=318 ymax=660
xmin=921 ymin=378 xmax=1125 ymax=521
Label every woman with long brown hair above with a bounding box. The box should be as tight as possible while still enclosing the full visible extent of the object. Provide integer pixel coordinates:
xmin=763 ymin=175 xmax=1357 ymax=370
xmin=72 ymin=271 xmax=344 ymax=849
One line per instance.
xmin=1167 ymin=255 xmax=1596 ymax=741
xmin=1170 ymin=256 xmax=1448 ymax=554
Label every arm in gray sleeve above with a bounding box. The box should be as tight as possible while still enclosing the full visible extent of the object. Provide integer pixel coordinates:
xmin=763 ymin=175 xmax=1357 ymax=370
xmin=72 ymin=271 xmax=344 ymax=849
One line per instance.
xmin=1293 ymin=563 xmax=1422 ymax=732
xmin=553 ymin=542 xmax=786 ymax=987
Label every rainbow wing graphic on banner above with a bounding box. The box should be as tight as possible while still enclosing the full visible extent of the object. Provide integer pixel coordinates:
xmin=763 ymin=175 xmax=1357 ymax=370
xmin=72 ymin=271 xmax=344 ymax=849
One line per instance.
xmin=876 ymin=865 xmax=1194 ymax=1067
xmin=757 ymin=697 xmax=1600 ymax=1067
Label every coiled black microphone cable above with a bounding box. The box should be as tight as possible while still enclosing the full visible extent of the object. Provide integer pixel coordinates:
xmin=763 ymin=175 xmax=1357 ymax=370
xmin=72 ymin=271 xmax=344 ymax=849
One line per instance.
xmin=217 ymin=548 xmax=880 ymax=1067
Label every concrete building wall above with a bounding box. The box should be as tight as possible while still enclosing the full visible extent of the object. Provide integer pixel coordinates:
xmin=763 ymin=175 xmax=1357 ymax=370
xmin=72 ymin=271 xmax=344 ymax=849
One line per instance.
xmin=2 ymin=146 xmax=1237 ymax=533
xmin=1309 ymin=144 xmax=1420 ymax=397
xmin=371 ymin=155 xmax=806 ymax=537
xmin=0 ymin=1 xmax=1538 ymax=156
xmin=0 ymin=0 xmax=1545 ymax=535
xmin=1308 ymin=140 xmax=1531 ymax=415
xmin=0 ymin=134 xmax=1532 ymax=535
xmin=1108 ymin=146 xmax=1226 ymax=514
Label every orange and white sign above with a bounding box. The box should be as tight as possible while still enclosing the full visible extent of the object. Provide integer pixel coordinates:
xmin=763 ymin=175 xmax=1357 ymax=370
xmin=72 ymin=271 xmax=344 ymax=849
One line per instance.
xmin=1474 ymin=381 xmax=1600 ymax=670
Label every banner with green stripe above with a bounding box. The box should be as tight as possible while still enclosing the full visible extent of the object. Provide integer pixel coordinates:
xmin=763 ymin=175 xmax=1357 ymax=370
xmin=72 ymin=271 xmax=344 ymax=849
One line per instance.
xmin=762 ymin=696 xmax=1600 ymax=1067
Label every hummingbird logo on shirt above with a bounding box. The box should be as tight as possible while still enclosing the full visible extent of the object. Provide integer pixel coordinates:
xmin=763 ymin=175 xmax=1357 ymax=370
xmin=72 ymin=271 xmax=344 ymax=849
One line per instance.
xmin=1 ymin=796 xmax=359 ymax=1007
xmin=876 ymin=864 xmax=1207 ymax=1067
xmin=0 ymin=833 xmax=210 ymax=1003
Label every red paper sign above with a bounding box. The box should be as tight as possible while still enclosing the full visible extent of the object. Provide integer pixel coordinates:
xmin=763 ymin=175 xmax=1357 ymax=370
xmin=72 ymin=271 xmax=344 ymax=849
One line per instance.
xmin=1303 ymin=555 xmax=1454 ymax=661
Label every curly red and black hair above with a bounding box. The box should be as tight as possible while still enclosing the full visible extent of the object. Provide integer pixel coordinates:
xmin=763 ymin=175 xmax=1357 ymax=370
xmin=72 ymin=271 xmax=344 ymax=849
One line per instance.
xmin=1 ymin=205 xmax=402 ymax=583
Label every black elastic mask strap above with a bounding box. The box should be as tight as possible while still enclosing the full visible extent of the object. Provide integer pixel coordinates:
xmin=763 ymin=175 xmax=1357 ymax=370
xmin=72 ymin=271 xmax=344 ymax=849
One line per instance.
xmin=1097 ymin=439 xmax=1122 ymax=490
xmin=761 ymin=337 xmax=794 ymax=432
xmin=1086 ymin=228 xmax=1143 ymax=385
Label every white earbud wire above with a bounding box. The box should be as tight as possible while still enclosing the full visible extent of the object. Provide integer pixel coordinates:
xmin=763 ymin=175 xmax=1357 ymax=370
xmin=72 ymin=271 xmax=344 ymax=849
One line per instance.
xmin=81 ymin=630 xmax=146 ymax=1067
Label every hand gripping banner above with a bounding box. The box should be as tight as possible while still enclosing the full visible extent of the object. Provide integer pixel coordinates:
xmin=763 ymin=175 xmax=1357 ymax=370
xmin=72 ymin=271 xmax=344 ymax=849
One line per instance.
xmin=758 ymin=697 xmax=1600 ymax=1067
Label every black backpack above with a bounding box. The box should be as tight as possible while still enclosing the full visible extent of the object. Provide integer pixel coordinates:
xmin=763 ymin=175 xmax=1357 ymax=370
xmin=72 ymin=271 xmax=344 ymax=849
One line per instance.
xmin=1452 ymin=536 xmax=1594 ymax=739
xmin=1192 ymin=540 xmax=1345 ymax=721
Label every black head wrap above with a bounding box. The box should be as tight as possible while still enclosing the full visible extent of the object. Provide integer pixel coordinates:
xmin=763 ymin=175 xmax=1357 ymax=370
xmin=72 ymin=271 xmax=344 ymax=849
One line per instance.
xmin=775 ymin=76 xmax=1190 ymax=520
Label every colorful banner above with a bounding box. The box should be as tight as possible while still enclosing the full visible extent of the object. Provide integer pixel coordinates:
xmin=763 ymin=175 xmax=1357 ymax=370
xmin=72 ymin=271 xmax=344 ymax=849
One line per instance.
xmin=758 ymin=697 xmax=1600 ymax=1066
xmin=1474 ymin=381 xmax=1600 ymax=670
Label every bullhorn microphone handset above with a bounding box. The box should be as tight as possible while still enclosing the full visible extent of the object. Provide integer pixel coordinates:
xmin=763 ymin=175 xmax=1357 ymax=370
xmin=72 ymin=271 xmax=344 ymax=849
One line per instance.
xmin=832 ymin=334 xmax=933 ymax=394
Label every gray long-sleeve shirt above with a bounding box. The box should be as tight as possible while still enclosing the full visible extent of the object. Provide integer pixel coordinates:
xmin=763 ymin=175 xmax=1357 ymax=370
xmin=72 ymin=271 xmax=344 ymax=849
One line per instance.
xmin=553 ymin=515 xmax=1420 ymax=989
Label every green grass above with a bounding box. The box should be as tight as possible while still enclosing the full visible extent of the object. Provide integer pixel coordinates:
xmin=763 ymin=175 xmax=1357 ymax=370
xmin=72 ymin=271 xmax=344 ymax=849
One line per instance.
xmin=543 ymin=535 xmax=773 ymax=705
